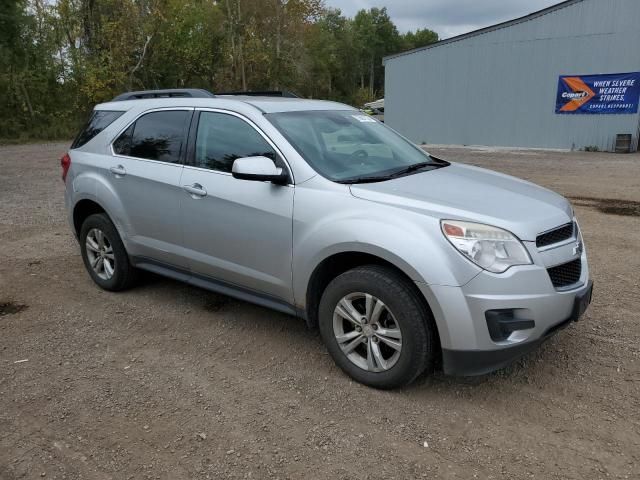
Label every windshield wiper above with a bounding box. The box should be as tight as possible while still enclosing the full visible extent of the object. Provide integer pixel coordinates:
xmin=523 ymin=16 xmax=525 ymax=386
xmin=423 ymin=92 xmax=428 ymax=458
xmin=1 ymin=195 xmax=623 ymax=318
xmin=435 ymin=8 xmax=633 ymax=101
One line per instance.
xmin=335 ymin=175 xmax=390 ymax=184
xmin=337 ymin=161 xmax=442 ymax=184
xmin=386 ymin=161 xmax=440 ymax=178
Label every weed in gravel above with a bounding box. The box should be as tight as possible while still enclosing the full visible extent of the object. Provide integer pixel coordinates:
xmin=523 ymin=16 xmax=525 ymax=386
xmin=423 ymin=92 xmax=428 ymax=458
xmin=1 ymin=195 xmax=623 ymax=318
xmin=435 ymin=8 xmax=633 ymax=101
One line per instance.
xmin=569 ymin=196 xmax=640 ymax=217
xmin=204 ymin=296 xmax=231 ymax=312
xmin=0 ymin=302 xmax=28 ymax=317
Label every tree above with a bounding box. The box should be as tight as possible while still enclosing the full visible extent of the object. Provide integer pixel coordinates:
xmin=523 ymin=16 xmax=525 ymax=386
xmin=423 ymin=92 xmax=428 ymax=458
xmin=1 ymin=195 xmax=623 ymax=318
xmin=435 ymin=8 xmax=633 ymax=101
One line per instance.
xmin=353 ymin=7 xmax=401 ymax=97
xmin=402 ymin=28 xmax=438 ymax=50
xmin=145 ymin=0 xmax=226 ymax=90
xmin=0 ymin=0 xmax=440 ymax=142
xmin=1 ymin=0 xmax=73 ymax=140
xmin=302 ymin=8 xmax=355 ymax=100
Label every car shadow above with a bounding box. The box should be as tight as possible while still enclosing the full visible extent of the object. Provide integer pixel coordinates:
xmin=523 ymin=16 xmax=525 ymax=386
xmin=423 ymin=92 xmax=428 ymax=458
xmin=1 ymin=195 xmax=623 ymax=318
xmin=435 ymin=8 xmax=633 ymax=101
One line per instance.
xmin=125 ymin=270 xmax=576 ymax=393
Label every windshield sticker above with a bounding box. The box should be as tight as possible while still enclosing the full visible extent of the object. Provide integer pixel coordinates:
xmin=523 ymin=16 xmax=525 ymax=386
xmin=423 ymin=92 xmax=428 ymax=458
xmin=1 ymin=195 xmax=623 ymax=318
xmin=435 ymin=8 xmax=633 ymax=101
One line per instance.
xmin=352 ymin=114 xmax=377 ymax=123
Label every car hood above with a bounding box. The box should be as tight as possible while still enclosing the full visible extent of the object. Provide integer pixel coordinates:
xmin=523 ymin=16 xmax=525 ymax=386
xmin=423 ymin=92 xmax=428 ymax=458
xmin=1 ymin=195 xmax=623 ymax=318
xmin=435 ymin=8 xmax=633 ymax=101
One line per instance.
xmin=349 ymin=163 xmax=572 ymax=241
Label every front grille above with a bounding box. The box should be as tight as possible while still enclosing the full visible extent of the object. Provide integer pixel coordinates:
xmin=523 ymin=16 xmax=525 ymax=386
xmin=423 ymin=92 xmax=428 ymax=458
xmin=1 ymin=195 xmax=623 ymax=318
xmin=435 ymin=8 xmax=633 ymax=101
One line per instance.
xmin=536 ymin=222 xmax=575 ymax=248
xmin=547 ymin=258 xmax=582 ymax=288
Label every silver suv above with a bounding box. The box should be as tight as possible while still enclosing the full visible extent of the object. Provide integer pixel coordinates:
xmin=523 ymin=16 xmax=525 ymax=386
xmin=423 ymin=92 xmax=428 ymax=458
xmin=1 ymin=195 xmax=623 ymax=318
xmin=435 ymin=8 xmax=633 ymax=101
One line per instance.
xmin=62 ymin=89 xmax=593 ymax=389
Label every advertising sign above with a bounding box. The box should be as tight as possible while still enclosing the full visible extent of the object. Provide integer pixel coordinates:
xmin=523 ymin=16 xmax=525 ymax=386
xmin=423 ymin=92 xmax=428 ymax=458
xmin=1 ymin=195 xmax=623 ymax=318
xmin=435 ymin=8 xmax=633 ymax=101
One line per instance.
xmin=555 ymin=72 xmax=640 ymax=114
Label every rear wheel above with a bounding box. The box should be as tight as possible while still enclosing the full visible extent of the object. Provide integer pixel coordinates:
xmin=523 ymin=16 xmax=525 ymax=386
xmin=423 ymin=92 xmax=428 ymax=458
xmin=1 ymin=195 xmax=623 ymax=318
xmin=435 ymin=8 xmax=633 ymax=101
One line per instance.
xmin=79 ymin=213 xmax=137 ymax=291
xmin=319 ymin=265 xmax=437 ymax=389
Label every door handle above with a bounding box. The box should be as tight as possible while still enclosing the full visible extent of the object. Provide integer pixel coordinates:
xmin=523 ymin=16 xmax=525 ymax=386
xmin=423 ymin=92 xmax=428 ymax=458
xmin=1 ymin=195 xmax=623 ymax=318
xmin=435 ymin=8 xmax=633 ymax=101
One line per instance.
xmin=109 ymin=165 xmax=126 ymax=176
xmin=183 ymin=183 xmax=207 ymax=197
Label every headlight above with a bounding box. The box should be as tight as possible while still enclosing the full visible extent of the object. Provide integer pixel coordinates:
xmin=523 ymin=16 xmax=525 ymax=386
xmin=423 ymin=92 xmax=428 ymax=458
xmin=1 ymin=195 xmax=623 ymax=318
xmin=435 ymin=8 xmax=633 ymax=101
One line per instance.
xmin=441 ymin=220 xmax=532 ymax=273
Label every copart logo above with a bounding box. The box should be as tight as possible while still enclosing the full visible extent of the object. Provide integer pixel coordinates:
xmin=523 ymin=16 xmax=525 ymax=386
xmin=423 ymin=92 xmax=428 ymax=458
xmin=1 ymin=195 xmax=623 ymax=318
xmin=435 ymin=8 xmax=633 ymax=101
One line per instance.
xmin=562 ymin=91 xmax=589 ymax=99
xmin=558 ymin=76 xmax=596 ymax=112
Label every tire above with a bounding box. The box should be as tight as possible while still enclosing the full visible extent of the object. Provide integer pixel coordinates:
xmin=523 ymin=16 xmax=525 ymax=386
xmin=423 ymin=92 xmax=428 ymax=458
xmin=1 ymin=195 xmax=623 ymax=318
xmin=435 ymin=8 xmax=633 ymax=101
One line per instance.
xmin=79 ymin=213 xmax=137 ymax=291
xmin=318 ymin=265 xmax=437 ymax=389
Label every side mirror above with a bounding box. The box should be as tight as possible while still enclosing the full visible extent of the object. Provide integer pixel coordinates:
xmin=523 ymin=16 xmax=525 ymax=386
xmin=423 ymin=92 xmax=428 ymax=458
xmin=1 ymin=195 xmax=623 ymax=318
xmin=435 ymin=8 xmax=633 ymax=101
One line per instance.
xmin=231 ymin=156 xmax=288 ymax=184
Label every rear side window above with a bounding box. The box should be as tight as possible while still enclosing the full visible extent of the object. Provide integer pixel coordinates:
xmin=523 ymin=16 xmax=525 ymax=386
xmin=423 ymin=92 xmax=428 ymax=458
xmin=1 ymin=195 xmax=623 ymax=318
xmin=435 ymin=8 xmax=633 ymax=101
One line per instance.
xmin=113 ymin=110 xmax=190 ymax=164
xmin=71 ymin=110 xmax=124 ymax=149
xmin=194 ymin=112 xmax=276 ymax=172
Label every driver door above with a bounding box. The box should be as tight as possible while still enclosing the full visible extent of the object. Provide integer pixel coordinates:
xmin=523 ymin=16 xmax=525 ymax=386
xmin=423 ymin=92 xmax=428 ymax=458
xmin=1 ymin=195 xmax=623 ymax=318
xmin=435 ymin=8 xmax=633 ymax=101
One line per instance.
xmin=180 ymin=110 xmax=295 ymax=303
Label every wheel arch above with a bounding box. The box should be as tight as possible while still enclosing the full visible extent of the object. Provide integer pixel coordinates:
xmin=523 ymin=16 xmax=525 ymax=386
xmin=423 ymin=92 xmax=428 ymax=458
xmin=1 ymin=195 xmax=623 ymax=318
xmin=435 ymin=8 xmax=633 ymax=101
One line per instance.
xmin=304 ymin=250 xmax=439 ymax=345
xmin=73 ymin=199 xmax=107 ymax=237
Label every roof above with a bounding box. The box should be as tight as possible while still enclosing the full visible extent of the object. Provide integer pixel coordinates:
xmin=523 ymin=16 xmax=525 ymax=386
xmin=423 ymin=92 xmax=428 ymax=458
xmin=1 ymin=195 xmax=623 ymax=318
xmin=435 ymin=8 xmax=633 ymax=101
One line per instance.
xmin=383 ymin=0 xmax=584 ymax=64
xmin=96 ymin=96 xmax=355 ymax=114
xmin=237 ymin=96 xmax=354 ymax=113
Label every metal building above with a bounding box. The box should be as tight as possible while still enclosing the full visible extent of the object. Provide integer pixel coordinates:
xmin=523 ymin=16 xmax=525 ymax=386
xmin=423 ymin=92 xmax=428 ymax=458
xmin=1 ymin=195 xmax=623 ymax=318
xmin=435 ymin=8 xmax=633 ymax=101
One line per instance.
xmin=383 ymin=0 xmax=640 ymax=152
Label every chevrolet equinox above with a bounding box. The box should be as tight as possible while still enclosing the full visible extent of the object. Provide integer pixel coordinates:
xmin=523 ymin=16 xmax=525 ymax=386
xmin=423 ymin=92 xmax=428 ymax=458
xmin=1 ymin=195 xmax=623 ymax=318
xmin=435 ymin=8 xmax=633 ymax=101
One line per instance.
xmin=62 ymin=89 xmax=593 ymax=389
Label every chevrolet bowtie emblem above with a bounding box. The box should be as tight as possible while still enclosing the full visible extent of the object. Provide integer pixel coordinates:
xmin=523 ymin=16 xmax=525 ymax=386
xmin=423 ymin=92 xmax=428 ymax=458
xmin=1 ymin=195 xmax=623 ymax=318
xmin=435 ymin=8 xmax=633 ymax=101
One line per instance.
xmin=573 ymin=241 xmax=583 ymax=256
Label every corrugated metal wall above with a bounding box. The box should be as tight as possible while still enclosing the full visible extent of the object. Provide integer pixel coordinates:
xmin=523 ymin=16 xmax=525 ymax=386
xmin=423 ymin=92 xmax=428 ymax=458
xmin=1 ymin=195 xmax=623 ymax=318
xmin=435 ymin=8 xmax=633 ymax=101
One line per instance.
xmin=384 ymin=0 xmax=640 ymax=152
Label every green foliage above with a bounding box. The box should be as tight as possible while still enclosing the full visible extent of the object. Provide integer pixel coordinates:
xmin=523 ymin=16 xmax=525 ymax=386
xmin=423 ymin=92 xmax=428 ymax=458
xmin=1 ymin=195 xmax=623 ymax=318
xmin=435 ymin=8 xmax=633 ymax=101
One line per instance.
xmin=0 ymin=0 xmax=438 ymax=142
xmin=403 ymin=28 xmax=439 ymax=50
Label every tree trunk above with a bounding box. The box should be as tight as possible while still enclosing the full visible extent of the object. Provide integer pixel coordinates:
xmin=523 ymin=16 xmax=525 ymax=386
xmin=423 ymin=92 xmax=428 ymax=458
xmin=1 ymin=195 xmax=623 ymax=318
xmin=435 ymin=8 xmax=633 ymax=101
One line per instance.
xmin=64 ymin=26 xmax=80 ymax=81
xmin=225 ymin=0 xmax=237 ymax=83
xmin=20 ymin=82 xmax=34 ymax=119
xmin=239 ymin=39 xmax=247 ymax=90
xmin=369 ymin=55 xmax=374 ymax=96
xmin=129 ymin=35 xmax=152 ymax=90
xmin=82 ymin=0 xmax=96 ymax=53
xmin=237 ymin=0 xmax=246 ymax=90
xmin=274 ymin=0 xmax=281 ymax=89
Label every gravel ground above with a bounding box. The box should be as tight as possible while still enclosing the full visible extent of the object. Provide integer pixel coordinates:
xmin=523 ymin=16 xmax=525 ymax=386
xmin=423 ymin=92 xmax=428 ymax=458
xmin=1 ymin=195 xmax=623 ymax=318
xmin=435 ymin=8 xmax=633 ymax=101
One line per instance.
xmin=1 ymin=142 xmax=639 ymax=479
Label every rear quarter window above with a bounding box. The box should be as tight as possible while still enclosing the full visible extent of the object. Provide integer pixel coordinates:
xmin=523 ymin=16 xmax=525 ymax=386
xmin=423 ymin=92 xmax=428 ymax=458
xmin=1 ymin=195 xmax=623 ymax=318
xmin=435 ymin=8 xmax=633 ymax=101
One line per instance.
xmin=71 ymin=110 xmax=125 ymax=149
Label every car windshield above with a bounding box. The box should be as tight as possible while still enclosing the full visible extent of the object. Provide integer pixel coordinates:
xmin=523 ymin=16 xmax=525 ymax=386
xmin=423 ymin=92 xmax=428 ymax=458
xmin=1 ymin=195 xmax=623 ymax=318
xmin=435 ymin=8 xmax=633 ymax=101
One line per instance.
xmin=267 ymin=110 xmax=446 ymax=183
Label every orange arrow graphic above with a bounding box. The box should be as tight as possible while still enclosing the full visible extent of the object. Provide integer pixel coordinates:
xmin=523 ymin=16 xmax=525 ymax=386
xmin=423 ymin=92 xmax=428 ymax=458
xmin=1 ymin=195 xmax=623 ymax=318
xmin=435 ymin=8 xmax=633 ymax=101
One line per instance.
xmin=560 ymin=77 xmax=596 ymax=112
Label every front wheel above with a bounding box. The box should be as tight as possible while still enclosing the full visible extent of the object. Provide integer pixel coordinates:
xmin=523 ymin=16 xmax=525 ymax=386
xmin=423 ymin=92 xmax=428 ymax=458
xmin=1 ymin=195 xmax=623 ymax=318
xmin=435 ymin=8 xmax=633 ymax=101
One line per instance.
xmin=318 ymin=265 xmax=437 ymax=389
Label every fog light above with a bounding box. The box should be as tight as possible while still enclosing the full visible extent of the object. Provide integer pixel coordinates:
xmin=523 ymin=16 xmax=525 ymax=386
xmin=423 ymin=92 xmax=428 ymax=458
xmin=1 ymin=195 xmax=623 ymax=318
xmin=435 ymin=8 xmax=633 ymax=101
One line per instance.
xmin=486 ymin=310 xmax=535 ymax=342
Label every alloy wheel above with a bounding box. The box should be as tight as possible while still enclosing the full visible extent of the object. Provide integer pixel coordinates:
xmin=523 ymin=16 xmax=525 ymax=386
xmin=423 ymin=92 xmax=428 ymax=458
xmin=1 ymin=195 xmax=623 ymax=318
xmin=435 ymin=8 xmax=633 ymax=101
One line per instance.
xmin=332 ymin=292 xmax=403 ymax=372
xmin=85 ymin=228 xmax=115 ymax=280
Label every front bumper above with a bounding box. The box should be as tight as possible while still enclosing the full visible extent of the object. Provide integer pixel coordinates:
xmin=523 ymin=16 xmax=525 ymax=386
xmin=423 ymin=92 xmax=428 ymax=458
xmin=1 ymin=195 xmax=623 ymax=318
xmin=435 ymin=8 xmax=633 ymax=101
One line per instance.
xmin=416 ymin=249 xmax=592 ymax=376
xmin=441 ymin=280 xmax=592 ymax=376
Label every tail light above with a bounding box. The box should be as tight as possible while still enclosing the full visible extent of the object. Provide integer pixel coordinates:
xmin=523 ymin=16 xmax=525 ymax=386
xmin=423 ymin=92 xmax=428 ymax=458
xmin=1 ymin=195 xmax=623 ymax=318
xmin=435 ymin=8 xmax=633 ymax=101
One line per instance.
xmin=60 ymin=153 xmax=71 ymax=182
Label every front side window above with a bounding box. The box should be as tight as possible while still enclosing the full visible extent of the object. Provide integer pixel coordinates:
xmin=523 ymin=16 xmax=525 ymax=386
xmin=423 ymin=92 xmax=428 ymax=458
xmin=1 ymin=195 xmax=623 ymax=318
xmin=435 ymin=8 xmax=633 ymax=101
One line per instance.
xmin=113 ymin=110 xmax=189 ymax=163
xmin=267 ymin=110 xmax=446 ymax=183
xmin=72 ymin=110 xmax=124 ymax=149
xmin=194 ymin=112 xmax=276 ymax=173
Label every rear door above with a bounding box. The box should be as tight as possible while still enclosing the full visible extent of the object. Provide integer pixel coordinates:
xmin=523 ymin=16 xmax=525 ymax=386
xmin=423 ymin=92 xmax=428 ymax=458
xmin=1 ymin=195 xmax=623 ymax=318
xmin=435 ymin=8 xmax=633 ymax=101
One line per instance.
xmin=179 ymin=109 xmax=294 ymax=303
xmin=109 ymin=108 xmax=192 ymax=267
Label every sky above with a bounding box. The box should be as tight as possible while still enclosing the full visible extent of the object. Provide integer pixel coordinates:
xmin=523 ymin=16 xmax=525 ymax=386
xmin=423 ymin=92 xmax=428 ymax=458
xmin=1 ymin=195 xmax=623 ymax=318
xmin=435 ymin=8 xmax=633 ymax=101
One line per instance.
xmin=324 ymin=0 xmax=563 ymax=39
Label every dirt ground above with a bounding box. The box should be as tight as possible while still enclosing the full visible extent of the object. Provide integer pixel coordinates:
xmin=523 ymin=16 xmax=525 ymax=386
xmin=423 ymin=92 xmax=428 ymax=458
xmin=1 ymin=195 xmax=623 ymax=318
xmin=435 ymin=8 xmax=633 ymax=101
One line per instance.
xmin=1 ymin=142 xmax=639 ymax=480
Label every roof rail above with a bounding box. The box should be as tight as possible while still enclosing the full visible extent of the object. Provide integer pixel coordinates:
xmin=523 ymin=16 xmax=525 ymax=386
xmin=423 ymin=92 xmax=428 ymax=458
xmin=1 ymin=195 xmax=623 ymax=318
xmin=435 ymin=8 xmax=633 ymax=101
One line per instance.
xmin=217 ymin=90 xmax=299 ymax=98
xmin=111 ymin=89 xmax=215 ymax=101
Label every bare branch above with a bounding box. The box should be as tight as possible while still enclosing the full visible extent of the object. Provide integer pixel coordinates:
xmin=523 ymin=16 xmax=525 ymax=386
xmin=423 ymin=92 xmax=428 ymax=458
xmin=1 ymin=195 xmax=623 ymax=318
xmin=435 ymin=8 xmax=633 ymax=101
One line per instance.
xmin=129 ymin=34 xmax=153 ymax=89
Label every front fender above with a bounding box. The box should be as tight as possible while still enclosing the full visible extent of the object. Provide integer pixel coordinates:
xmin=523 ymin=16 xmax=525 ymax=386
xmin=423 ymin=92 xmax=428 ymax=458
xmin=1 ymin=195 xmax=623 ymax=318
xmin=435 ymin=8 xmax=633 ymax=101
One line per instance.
xmin=291 ymin=183 xmax=481 ymax=308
